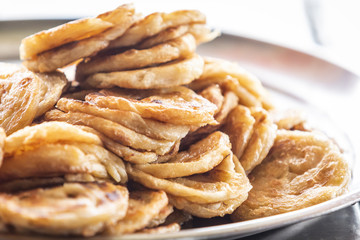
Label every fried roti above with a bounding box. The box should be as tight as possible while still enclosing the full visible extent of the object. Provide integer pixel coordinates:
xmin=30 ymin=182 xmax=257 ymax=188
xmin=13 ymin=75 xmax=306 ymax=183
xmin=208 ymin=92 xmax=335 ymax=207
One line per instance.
xmin=76 ymin=33 xmax=196 ymax=79
xmin=78 ymin=126 xmax=158 ymax=164
xmin=160 ymin=208 xmax=192 ymax=226
xmin=127 ymin=135 xmax=251 ymax=205
xmin=198 ymin=84 xmax=224 ymax=114
xmin=4 ymin=121 xmax=101 ymax=156
xmin=20 ymin=18 xmax=113 ymax=60
xmin=270 ymin=108 xmax=308 ymax=130
xmin=136 ymin=23 xmax=217 ymax=49
xmin=34 ymin=71 xmax=68 ymax=118
xmin=0 ymin=63 xmax=68 ymax=134
xmin=189 ymin=57 xmax=273 ymax=109
xmin=146 ymin=204 xmax=174 ymax=228
xmin=22 ymin=4 xmax=138 ymax=72
xmin=0 ymin=143 xmax=127 ymax=183
xmin=222 ymin=105 xmax=255 ymax=161
xmin=180 ymin=89 xmax=238 ymax=149
xmin=169 ymin=155 xmax=250 ymax=218
xmin=107 ymin=10 xmax=206 ymax=49
xmin=0 ymin=64 xmax=40 ymax=135
xmin=238 ymin=108 xmax=277 ymax=174
xmin=56 ymin=97 xmax=190 ymax=141
xmin=45 ymin=109 xmax=176 ymax=155
xmin=190 ymin=75 xmax=259 ymax=108
xmin=105 ymin=190 xmax=169 ymax=234
xmin=85 ymin=86 xmax=217 ymax=126
xmin=214 ymin=91 xmax=239 ymax=123
xmin=232 ymin=130 xmax=350 ymax=221
xmin=0 ymin=128 xmax=5 ymax=167
xmin=170 ymin=196 xmax=241 ymax=219
xmin=137 ymin=25 xmax=190 ymax=49
xmin=0 ymin=177 xmax=65 ymax=193
xmin=0 ymin=182 xmax=128 ymax=236
xmin=2 ymin=122 xmax=127 ymax=183
xmin=134 ymin=131 xmax=231 ymax=178
xmin=83 ymin=54 xmax=204 ymax=89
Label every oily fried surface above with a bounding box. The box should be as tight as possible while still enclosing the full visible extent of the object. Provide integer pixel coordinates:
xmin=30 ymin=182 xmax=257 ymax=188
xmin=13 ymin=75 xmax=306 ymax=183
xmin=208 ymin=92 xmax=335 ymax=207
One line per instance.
xmin=105 ymin=190 xmax=168 ymax=234
xmin=79 ymin=125 xmax=179 ymax=165
xmin=137 ymin=23 xmax=218 ymax=50
xmin=23 ymin=4 xmax=137 ymax=72
xmin=76 ymin=33 xmax=196 ymax=78
xmin=0 ymin=128 xmax=5 ymax=167
xmin=0 ymin=64 xmax=68 ymax=134
xmin=0 ymin=175 xmax=105 ymax=193
xmin=222 ymin=105 xmax=255 ymax=160
xmin=213 ymin=91 xmax=239 ymax=124
xmin=23 ymin=38 xmax=109 ymax=72
xmin=237 ymin=107 xmax=277 ymax=174
xmin=107 ymin=10 xmax=206 ymax=49
xmin=190 ymin=75 xmax=259 ymax=108
xmin=4 ymin=121 xmax=101 ymax=156
xmin=161 ymin=208 xmax=192 ymax=226
xmin=169 ymin=155 xmax=250 ymax=218
xmin=78 ymin=126 xmax=158 ymax=164
xmin=0 ymin=64 xmax=40 ymax=135
xmin=0 ymin=177 xmax=65 ymax=193
xmin=127 ymin=140 xmax=252 ymax=205
xmin=62 ymin=89 xmax=97 ymax=101
xmin=45 ymin=109 xmax=176 ymax=155
xmin=200 ymin=57 xmax=267 ymax=100
xmin=189 ymin=57 xmax=273 ymax=109
xmin=170 ymin=196 xmax=242 ymax=219
xmin=19 ymin=14 xmax=116 ymax=61
xmin=34 ymin=71 xmax=68 ymax=118
xmin=75 ymin=143 xmax=128 ymax=184
xmin=3 ymin=122 xmax=126 ymax=183
xmin=20 ymin=18 xmax=113 ymax=60
xmin=199 ymin=84 xmax=224 ymax=114
xmin=0 ymin=143 xmax=127 ymax=183
xmin=126 ymin=157 xmax=243 ymax=204
xmin=134 ymin=131 xmax=231 ymax=178
xmin=83 ymin=54 xmax=204 ymax=89
xmin=180 ymin=89 xmax=238 ymax=149
xmin=269 ymin=108 xmax=308 ymax=130
xmin=56 ymin=97 xmax=190 ymax=141
xmin=232 ymin=130 xmax=350 ymax=221
xmin=146 ymin=204 xmax=174 ymax=228
xmin=85 ymin=86 xmax=217 ymax=126
xmin=0 ymin=182 xmax=128 ymax=236
xmin=137 ymin=25 xmax=190 ymax=49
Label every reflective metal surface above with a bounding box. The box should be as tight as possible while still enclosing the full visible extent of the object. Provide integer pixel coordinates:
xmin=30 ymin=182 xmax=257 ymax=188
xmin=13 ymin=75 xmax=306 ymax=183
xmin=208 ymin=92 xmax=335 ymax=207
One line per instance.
xmin=0 ymin=24 xmax=359 ymax=239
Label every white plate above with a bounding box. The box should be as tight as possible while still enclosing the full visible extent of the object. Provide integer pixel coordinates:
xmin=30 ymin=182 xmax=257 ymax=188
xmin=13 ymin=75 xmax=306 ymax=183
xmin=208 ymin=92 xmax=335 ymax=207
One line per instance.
xmin=1 ymin=33 xmax=359 ymax=240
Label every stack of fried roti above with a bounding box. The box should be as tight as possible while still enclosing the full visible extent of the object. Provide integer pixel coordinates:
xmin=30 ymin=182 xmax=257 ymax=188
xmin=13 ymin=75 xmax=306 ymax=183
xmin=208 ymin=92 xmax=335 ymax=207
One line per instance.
xmin=0 ymin=3 xmax=350 ymax=237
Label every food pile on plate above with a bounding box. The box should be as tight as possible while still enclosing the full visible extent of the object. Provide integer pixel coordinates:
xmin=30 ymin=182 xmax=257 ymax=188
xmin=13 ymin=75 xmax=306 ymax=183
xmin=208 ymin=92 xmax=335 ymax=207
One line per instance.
xmin=0 ymin=3 xmax=350 ymax=237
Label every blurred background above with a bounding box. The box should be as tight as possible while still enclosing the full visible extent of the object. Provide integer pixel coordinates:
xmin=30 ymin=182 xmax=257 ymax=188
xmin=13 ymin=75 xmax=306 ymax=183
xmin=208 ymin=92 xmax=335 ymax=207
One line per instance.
xmin=1 ymin=0 xmax=360 ymax=75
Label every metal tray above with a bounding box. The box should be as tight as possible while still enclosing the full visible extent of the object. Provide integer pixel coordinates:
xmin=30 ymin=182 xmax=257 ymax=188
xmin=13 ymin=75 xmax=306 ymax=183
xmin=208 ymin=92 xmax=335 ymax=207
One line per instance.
xmin=0 ymin=28 xmax=359 ymax=239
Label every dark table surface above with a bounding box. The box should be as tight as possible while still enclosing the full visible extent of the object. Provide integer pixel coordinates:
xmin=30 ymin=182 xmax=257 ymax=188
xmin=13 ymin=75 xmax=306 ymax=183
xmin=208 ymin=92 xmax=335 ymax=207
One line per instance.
xmin=240 ymin=203 xmax=360 ymax=240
